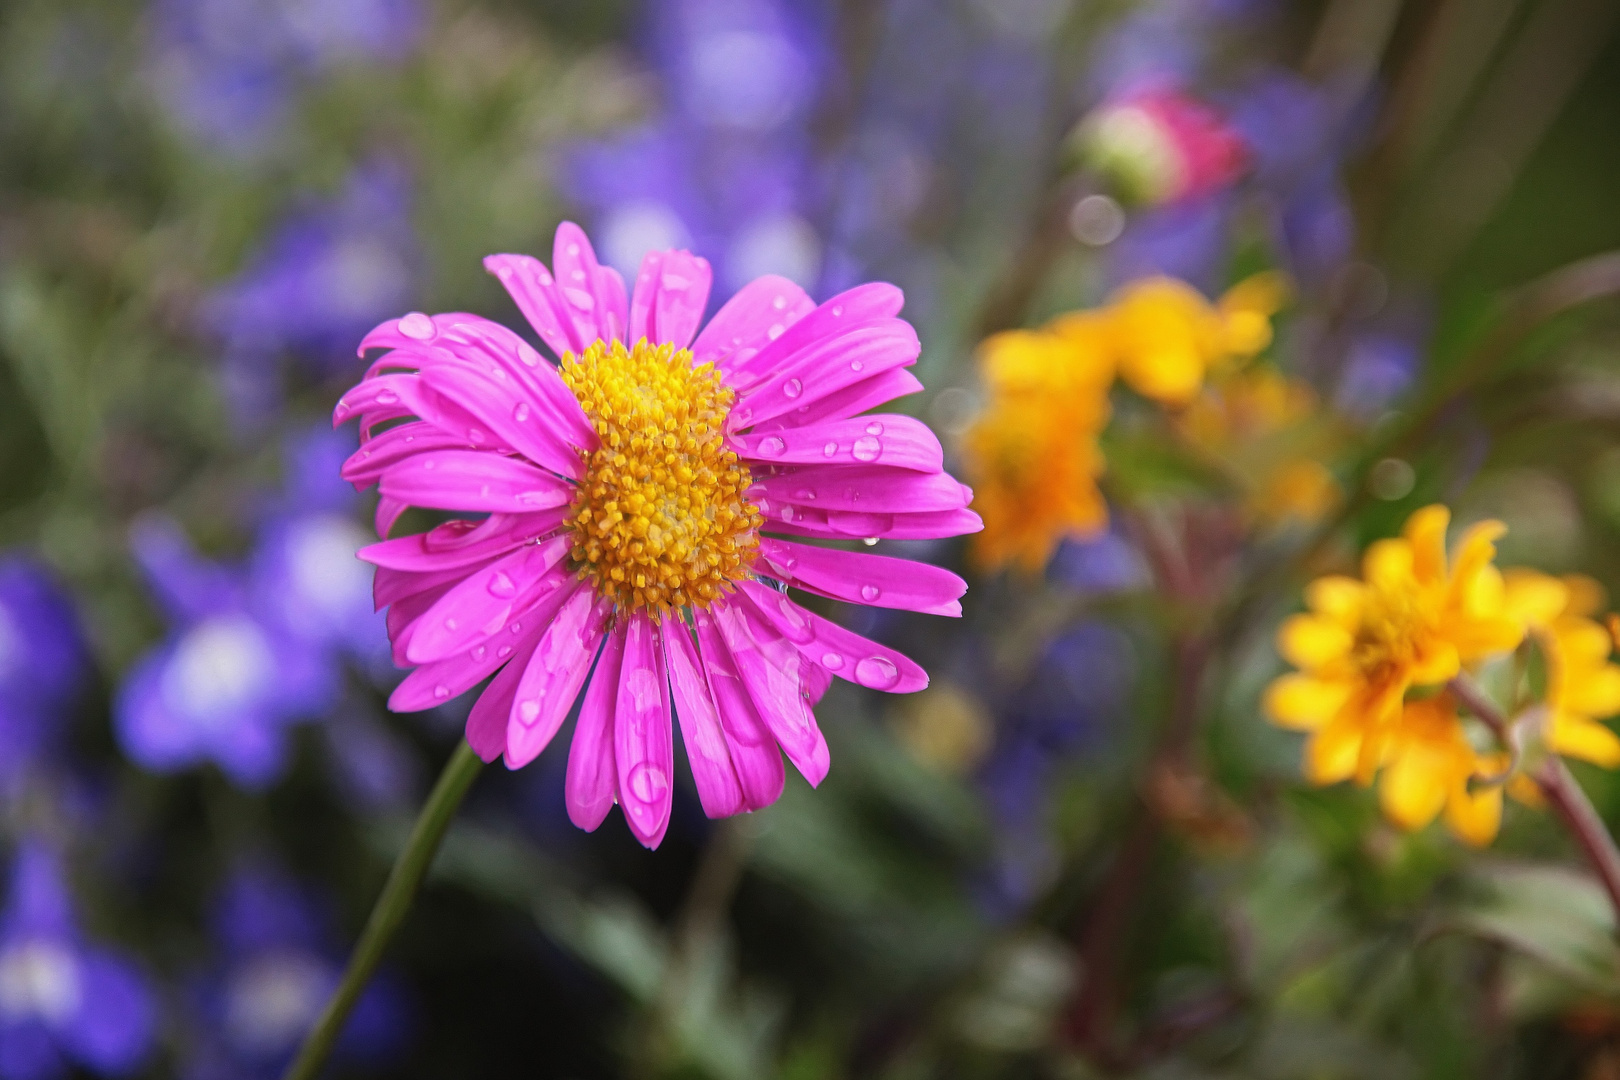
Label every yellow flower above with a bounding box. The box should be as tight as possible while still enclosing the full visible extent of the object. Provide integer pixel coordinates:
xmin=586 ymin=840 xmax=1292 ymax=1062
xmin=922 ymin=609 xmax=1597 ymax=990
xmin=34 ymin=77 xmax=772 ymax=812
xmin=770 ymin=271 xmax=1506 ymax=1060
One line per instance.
xmin=1177 ymin=364 xmax=1341 ymax=527
xmin=1109 ymin=273 xmax=1286 ymax=406
xmin=963 ymin=325 xmax=1113 ymax=574
xmin=1378 ymin=694 xmax=1507 ymax=846
xmin=1265 ymin=505 xmax=1524 ymax=786
xmin=1504 ymin=571 xmax=1620 ymax=768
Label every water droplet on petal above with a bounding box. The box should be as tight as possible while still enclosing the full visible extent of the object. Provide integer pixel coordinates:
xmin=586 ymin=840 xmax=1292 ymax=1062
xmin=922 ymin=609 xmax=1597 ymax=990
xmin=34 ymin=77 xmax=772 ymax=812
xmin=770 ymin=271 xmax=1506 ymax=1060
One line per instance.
xmin=780 ymin=505 xmax=795 ymax=522
xmin=567 ymin=243 xmax=581 ymax=256
xmin=375 ymin=390 xmax=399 ymax=405
xmin=777 ymin=598 xmax=813 ymax=643
xmin=513 ymin=402 xmax=531 ymax=422
xmin=562 ymin=287 xmax=595 ymax=311
xmin=517 ymin=491 xmax=555 ymax=506
xmin=850 ymin=360 xmax=864 ymax=372
xmin=832 ymin=305 xmax=844 ymax=317
xmin=773 ymin=295 xmax=787 ymax=310
xmin=865 ymin=422 xmax=884 ymax=436
xmin=821 ymin=652 xmax=844 ymax=670
xmin=661 ymin=272 xmax=690 ymax=290
xmin=782 ymin=378 xmax=802 ymax=399
xmin=822 ymin=441 xmax=838 ymax=457
xmin=399 ymin=312 xmax=436 ymax=340
xmin=768 ymin=323 xmax=785 ymax=340
xmin=496 ymin=264 xmax=514 ymax=280
xmin=473 ymin=645 xmax=487 ymax=660
xmin=628 ymin=762 xmax=669 ymax=802
xmin=467 ymin=428 xmax=487 ymax=444
xmin=497 ymin=645 xmax=512 ymax=658
xmin=488 ymin=571 xmax=518 ymax=598
xmin=860 ymin=584 xmax=881 ymax=602
xmin=519 ymin=699 xmax=541 ymax=724
xmin=863 ymin=538 xmax=878 ymax=547
xmin=793 ymin=488 xmax=816 ymax=501
xmin=434 ymin=684 xmax=451 ymax=700
xmin=855 ymin=656 xmax=900 ymax=689
xmin=510 ymin=622 xmax=523 ymax=635
xmin=444 ymin=617 xmax=459 ymax=631
xmin=756 ymin=435 xmax=786 ymax=458
xmin=852 ymin=436 xmax=881 ymax=462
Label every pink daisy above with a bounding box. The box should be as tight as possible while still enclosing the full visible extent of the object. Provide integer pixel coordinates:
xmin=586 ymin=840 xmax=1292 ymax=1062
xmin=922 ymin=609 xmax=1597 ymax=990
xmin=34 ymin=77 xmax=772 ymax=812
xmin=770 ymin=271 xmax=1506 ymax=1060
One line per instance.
xmin=336 ymin=222 xmax=979 ymax=848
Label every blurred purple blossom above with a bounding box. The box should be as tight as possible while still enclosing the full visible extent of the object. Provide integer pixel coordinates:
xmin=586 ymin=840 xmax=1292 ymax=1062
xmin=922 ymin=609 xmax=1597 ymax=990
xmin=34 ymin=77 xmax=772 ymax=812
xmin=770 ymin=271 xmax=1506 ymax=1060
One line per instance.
xmin=0 ymin=843 xmax=155 ymax=1080
xmin=209 ymin=163 xmax=418 ymax=422
xmin=148 ymin=0 xmax=424 ymax=154
xmin=0 ymin=560 xmax=89 ymax=796
xmin=182 ymin=867 xmax=407 ymax=1079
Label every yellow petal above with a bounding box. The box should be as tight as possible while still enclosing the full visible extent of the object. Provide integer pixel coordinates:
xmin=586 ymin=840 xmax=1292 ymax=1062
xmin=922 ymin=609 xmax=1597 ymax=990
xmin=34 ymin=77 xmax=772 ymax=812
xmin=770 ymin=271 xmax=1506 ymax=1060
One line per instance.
xmin=1265 ymin=674 xmax=1351 ymax=730
xmin=1551 ymin=714 xmax=1620 ymax=768
xmin=1306 ymin=718 xmax=1362 ymax=785
xmin=1444 ymin=783 xmax=1503 ymax=847
xmin=1379 ymin=744 xmax=1448 ymax=831
xmin=1278 ymin=614 xmax=1354 ymax=669
xmin=1508 ymin=772 xmax=1546 ymax=808
xmin=1409 ymin=639 xmax=1461 ymax=686
xmin=1450 ymin=519 xmax=1507 ymax=591
xmin=1502 ymin=569 xmax=1568 ymax=629
xmin=1363 ymin=538 xmax=1415 ymax=592
xmin=1305 ymin=575 xmax=1364 ymax=620
xmin=1403 ymin=505 xmax=1451 ymax=583
xmin=1563 ymin=666 xmax=1620 ymax=720
xmin=1563 ymin=575 xmax=1607 ymax=618
xmin=1558 ymin=620 xmax=1613 ymax=668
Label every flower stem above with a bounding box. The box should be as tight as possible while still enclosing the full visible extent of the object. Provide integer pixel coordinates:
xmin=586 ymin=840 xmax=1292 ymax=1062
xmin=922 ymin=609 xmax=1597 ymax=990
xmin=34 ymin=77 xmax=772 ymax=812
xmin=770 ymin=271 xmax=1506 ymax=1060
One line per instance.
xmin=282 ymin=740 xmax=484 ymax=1080
xmin=1449 ymin=674 xmax=1620 ymax=927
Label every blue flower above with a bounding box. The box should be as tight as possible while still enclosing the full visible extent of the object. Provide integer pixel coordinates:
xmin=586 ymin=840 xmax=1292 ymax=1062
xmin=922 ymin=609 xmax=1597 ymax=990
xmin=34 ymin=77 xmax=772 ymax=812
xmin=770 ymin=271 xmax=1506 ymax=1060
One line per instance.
xmin=115 ymin=517 xmax=338 ymax=790
xmin=208 ymin=164 xmax=418 ymax=421
xmin=0 ymin=559 xmax=89 ymax=794
xmin=0 ymin=843 xmax=155 ymax=1080
xmin=182 ymin=867 xmax=407 ymax=1079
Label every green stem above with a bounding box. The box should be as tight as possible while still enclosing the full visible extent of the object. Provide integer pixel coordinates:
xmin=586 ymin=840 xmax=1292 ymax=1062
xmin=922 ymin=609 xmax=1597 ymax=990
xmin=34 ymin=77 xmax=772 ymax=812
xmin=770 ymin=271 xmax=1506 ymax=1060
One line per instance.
xmin=282 ymin=740 xmax=484 ymax=1080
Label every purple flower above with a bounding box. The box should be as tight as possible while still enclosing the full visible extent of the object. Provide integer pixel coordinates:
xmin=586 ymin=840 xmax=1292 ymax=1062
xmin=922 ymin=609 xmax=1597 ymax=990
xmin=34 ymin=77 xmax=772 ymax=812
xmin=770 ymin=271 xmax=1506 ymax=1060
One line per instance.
xmin=0 ymin=559 xmax=88 ymax=793
xmin=148 ymin=0 xmax=423 ymax=154
xmin=209 ymin=163 xmax=418 ymax=421
xmin=182 ymin=868 xmax=406 ymax=1079
xmin=114 ymin=517 xmax=338 ymax=790
xmin=0 ymin=843 xmax=155 ymax=1080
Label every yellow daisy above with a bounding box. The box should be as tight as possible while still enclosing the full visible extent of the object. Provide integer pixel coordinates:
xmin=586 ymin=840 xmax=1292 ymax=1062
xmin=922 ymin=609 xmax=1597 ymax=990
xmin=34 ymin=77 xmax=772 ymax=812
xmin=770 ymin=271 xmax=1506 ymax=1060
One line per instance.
xmin=1109 ymin=272 xmax=1288 ymax=407
xmin=1378 ymin=694 xmax=1507 ymax=846
xmin=1504 ymin=570 xmax=1620 ymax=768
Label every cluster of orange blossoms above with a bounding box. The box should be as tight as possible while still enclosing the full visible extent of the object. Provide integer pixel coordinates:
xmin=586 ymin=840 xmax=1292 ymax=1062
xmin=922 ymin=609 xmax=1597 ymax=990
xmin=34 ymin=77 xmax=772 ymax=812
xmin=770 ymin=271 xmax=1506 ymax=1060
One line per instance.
xmin=962 ymin=273 xmax=1338 ymax=573
xmin=1267 ymin=504 xmax=1620 ymax=845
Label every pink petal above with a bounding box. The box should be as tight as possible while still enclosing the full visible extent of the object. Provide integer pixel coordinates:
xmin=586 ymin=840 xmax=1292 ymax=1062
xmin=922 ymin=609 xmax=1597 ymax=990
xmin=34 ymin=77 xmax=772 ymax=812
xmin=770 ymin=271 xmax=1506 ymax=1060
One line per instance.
xmin=360 ymin=510 xmax=566 ymax=572
xmin=553 ymin=222 xmax=629 ymax=347
xmin=482 ymin=254 xmax=580 ymax=360
xmin=387 ymin=581 xmax=454 ymax=666
xmin=759 ymin=506 xmax=983 ymax=541
xmin=505 ymin=586 xmax=613 ymax=768
xmin=566 ymin=619 xmax=627 ymax=831
xmin=692 ymin=275 xmax=814 ymax=371
xmin=757 ymin=368 xmax=925 ymax=432
xmin=693 ymin=608 xmax=786 ymax=811
xmin=465 ymin=629 xmax=544 ymax=763
xmin=727 ymin=320 xmax=920 ymax=432
xmin=343 ymin=422 xmax=470 ymax=490
xmin=628 ymin=249 xmax=713 ymax=350
xmin=404 ymin=537 xmax=572 ymax=663
xmin=756 ymin=538 xmax=966 ymax=617
xmin=729 ymin=283 xmax=904 ymax=385
xmin=614 ymin=612 xmax=675 ymax=848
xmin=731 ymin=414 xmax=942 ymax=472
xmin=378 ymin=451 xmax=573 ymax=515
xmin=736 ymin=581 xmax=929 ymax=693
xmin=374 ymin=561 xmax=488 ymax=611
xmin=375 ymin=498 xmax=409 ymax=539
xmin=713 ymin=601 xmax=829 ymax=788
xmin=664 ymin=621 xmax=745 ymax=818
xmin=416 ymin=363 xmax=586 ymax=481
xmin=753 ymin=466 xmax=969 ymax=515
xmin=431 ymin=320 xmax=597 ymax=451
xmin=388 ymin=582 xmax=577 ymax=712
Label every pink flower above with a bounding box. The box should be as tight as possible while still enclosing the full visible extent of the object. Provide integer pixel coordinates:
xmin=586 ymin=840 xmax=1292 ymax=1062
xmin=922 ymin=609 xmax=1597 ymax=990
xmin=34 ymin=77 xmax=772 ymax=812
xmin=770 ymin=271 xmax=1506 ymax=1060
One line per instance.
xmin=336 ymin=222 xmax=979 ymax=848
xmin=1078 ymin=87 xmax=1249 ymax=206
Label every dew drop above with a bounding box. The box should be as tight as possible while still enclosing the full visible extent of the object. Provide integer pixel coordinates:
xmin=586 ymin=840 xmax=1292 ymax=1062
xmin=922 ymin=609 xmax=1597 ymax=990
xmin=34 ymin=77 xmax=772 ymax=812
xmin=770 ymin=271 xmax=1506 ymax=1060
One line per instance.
xmin=756 ymin=435 xmax=786 ymax=458
xmin=509 ymin=621 xmax=523 ymax=634
xmin=519 ymin=700 xmax=541 ymax=724
xmin=444 ymin=617 xmax=459 ymax=631
xmin=821 ymin=652 xmax=845 ymax=670
xmin=855 ymin=656 xmax=900 ymax=689
xmin=793 ymin=488 xmax=816 ymax=501
xmin=865 ymin=422 xmax=884 ymax=436
xmin=488 ymin=571 xmax=518 ymax=598
xmin=513 ymin=402 xmax=531 ymax=422
xmin=768 ymin=323 xmax=785 ymax=340
xmin=467 ymin=428 xmax=487 ymax=444
xmin=780 ymin=505 xmax=796 ymax=522
xmin=473 ymin=645 xmax=487 ymax=660
xmin=777 ymin=597 xmax=813 ymax=643
xmin=852 ymin=436 xmax=882 ymax=462
xmin=832 ymin=305 xmax=844 ymax=317
xmin=399 ymin=312 xmax=436 ymax=340
xmin=496 ymin=264 xmax=514 ymax=280
xmin=517 ymin=491 xmax=555 ymax=506
xmin=422 ymin=459 xmax=436 ymax=470
xmin=861 ymin=584 xmax=882 ymax=602
xmin=567 ymin=242 xmax=580 ymax=256
xmin=863 ymin=537 xmax=879 ymax=547
xmin=822 ymin=441 xmax=838 ymax=457
xmin=850 ymin=360 xmax=864 ymax=372
xmin=782 ymin=378 xmax=802 ymax=399
xmin=562 ymin=287 xmax=595 ymax=311
xmin=628 ymin=762 xmax=670 ymax=802
xmin=497 ymin=645 xmax=512 ymax=658
xmin=433 ymin=684 xmax=451 ymax=700
xmin=375 ymin=390 xmax=399 ymax=405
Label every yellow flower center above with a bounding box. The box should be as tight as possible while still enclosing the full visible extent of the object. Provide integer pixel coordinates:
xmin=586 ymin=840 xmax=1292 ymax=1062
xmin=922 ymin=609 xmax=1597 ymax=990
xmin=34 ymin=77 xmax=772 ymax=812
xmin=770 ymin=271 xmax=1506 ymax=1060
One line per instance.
xmin=1352 ymin=586 xmax=1437 ymax=680
xmin=560 ymin=338 xmax=761 ymax=615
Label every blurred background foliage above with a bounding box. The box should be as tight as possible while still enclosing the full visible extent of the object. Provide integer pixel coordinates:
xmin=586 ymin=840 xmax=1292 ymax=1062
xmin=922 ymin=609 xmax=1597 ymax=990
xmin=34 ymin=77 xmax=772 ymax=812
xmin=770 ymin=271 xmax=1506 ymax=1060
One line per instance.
xmin=5 ymin=0 xmax=1620 ymax=1077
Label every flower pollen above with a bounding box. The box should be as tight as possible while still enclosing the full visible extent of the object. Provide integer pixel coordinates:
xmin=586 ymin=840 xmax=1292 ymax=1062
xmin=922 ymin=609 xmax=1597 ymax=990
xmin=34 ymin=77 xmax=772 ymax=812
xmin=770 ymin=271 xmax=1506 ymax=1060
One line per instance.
xmin=561 ymin=338 xmax=761 ymax=615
